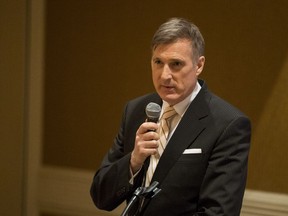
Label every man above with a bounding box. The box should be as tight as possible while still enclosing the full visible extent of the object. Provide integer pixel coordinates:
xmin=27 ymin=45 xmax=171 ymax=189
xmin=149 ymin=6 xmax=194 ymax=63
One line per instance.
xmin=90 ymin=17 xmax=251 ymax=216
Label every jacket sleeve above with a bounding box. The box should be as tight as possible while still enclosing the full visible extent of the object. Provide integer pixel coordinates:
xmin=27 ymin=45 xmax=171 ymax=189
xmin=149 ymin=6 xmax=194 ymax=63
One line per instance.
xmin=196 ymin=116 xmax=251 ymax=216
xmin=90 ymin=103 xmax=144 ymax=211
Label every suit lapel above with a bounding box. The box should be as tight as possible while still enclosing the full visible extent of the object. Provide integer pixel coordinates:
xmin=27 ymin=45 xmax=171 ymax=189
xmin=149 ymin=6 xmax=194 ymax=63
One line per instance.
xmin=151 ymin=85 xmax=211 ymax=186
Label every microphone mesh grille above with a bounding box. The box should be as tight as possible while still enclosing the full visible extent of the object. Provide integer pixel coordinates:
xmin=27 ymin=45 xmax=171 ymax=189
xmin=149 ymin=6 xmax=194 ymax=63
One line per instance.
xmin=145 ymin=102 xmax=161 ymax=119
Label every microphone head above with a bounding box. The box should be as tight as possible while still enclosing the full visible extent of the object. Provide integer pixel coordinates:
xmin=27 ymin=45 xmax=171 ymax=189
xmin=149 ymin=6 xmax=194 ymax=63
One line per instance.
xmin=145 ymin=102 xmax=161 ymax=123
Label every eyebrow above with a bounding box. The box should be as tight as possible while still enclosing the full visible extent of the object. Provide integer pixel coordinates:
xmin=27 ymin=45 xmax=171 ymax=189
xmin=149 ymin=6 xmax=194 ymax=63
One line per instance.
xmin=152 ymin=56 xmax=185 ymax=62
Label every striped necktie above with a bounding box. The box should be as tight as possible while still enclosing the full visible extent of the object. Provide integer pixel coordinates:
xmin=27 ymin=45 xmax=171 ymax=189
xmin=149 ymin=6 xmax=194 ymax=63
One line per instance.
xmin=145 ymin=106 xmax=177 ymax=186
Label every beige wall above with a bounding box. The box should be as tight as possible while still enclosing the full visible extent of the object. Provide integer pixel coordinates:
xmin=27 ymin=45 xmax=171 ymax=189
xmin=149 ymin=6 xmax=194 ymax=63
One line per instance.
xmin=250 ymin=55 xmax=288 ymax=192
xmin=0 ymin=1 xmax=26 ymax=215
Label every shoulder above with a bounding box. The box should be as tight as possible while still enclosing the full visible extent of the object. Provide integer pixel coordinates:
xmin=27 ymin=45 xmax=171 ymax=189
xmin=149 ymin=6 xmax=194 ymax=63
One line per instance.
xmin=128 ymin=93 xmax=161 ymax=105
xmin=209 ymin=92 xmax=249 ymax=120
xmin=203 ymin=91 xmax=251 ymax=134
xmin=125 ymin=93 xmax=162 ymax=113
xmin=199 ymin=80 xmax=250 ymax=122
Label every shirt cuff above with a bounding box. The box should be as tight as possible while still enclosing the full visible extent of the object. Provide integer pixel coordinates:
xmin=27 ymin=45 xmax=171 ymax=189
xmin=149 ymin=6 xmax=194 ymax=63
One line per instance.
xmin=129 ymin=165 xmax=142 ymax=185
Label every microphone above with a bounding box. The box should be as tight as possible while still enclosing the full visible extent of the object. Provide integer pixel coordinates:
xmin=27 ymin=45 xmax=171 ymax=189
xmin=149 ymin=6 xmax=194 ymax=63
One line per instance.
xmin=120 ymin=181 xmax=161 ymax=216
xmin=145 ymin=102 xmax=161 ymax=123
xmin=119 ymin=103 xmax=162 ymax=216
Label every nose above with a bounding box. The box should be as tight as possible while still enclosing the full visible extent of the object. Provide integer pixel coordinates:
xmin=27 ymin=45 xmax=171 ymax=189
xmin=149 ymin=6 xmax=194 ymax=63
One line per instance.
xmin=161 ymin=64 xmax=172 ymax=80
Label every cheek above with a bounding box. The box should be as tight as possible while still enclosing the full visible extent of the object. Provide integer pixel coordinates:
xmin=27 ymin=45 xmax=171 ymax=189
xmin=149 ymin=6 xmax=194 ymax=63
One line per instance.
xmin=152 ymin=70 xmax=160 ymax=81
xmin=174 ymin=74 xmax=187 ymax=87
xmin=177 ymin=72 xmax=196 ymax=90
xmin=152 ymin=72 xmax=160 ymax=87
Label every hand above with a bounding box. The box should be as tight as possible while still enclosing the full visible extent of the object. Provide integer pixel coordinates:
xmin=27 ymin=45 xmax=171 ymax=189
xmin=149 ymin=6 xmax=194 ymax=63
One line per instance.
xmin=130 ymin=122 xmax=159 ymax=173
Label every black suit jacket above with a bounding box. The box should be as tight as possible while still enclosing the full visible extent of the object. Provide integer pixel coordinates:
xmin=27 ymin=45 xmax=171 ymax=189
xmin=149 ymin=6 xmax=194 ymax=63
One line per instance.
xmin=90 ymin=80 xmax=251 ymax=216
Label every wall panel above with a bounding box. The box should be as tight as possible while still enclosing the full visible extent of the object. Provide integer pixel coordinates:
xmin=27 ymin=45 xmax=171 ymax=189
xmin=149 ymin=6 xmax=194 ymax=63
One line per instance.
xmin=0 ymin=1 xmax=27 ymax=215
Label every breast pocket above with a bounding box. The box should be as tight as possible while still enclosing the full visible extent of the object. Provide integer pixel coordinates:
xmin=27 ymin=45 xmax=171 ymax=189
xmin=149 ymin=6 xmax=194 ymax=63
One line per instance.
xmin=177 ymin=150 xmax=205 ymax=164
xmin=166 ymin=152 xmax=207 ymax=187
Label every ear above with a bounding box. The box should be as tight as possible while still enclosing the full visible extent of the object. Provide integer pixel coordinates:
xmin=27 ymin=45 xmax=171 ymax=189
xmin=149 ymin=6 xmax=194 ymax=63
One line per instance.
xmin=196 ymin=56 xmax=205 ymax=76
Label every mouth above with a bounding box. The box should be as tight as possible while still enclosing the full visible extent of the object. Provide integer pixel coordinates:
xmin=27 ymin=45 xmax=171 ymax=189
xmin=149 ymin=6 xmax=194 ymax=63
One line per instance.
xmin=163 ymin=85 xmax=174 ymax=88
xmin=161 ymin=85 xmax=175 ymax=92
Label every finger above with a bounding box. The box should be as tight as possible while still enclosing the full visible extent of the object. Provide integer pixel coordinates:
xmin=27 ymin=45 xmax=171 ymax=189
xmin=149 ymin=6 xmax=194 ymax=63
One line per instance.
xmin=137 ymin=122 xmax=158 ymax=134
xmin=142 ymin=131 xmax=160 ymax=141
xmin=141 ymin=146 xmax=158 ymax=156
xmin=143 ymin=139 xmax=159 ymax=149
xmin=132 ymin=144 xmax=157 ymax=163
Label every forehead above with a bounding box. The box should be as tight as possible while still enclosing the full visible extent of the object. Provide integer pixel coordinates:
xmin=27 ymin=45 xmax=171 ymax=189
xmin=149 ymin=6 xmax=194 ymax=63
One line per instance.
xmin=152 ymin=39 xmax=193 ymax=59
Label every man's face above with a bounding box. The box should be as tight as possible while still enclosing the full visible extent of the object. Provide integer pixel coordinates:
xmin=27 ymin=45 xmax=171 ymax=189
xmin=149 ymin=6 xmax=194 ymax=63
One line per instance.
xmin=151 ymin=39 xmax=205 ymax=106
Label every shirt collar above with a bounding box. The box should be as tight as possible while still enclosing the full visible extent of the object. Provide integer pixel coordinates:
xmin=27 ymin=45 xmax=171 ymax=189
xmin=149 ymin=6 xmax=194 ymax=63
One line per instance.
xmin=161 ymin=81 xmax=201 ymax=117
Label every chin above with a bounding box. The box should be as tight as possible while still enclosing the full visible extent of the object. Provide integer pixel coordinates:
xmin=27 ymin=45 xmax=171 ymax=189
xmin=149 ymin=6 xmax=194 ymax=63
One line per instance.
xmin=161 ymin=95 xmax=180 ymax=106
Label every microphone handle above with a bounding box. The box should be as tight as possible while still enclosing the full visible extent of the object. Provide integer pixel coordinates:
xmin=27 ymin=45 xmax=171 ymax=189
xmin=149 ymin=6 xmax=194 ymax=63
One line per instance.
xmin=146 ymin=117 xmax=158 ymax=123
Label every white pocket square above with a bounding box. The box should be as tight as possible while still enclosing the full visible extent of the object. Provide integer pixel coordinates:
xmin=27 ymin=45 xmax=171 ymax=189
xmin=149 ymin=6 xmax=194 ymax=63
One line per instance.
xmin=183 ymin=148 xmax=202 ymax=154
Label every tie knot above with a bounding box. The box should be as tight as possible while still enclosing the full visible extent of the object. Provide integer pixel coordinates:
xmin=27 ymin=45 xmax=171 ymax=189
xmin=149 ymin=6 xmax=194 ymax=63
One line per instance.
xmin=161 ymin=106 xmax=177 ymax=120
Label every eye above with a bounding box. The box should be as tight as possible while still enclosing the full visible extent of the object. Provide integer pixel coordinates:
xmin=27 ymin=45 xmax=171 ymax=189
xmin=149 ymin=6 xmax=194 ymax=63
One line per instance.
xmin=153 ymin=59 xmax=163 ymax=65
xmin=171 ymin=61 xmax=183 ymax=68
xmin=172 ymin=61 xmax=181 ymax=66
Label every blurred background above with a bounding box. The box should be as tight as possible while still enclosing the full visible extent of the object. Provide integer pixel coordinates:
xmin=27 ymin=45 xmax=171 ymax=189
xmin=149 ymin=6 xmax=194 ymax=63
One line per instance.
xmin=1 ymin=0 xmax=288 ymax=216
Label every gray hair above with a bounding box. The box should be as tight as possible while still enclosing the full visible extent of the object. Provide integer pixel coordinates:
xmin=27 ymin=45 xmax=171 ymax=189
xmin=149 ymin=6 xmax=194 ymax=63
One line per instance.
xmin=151 ymin=18 xmax=205 ymax=62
